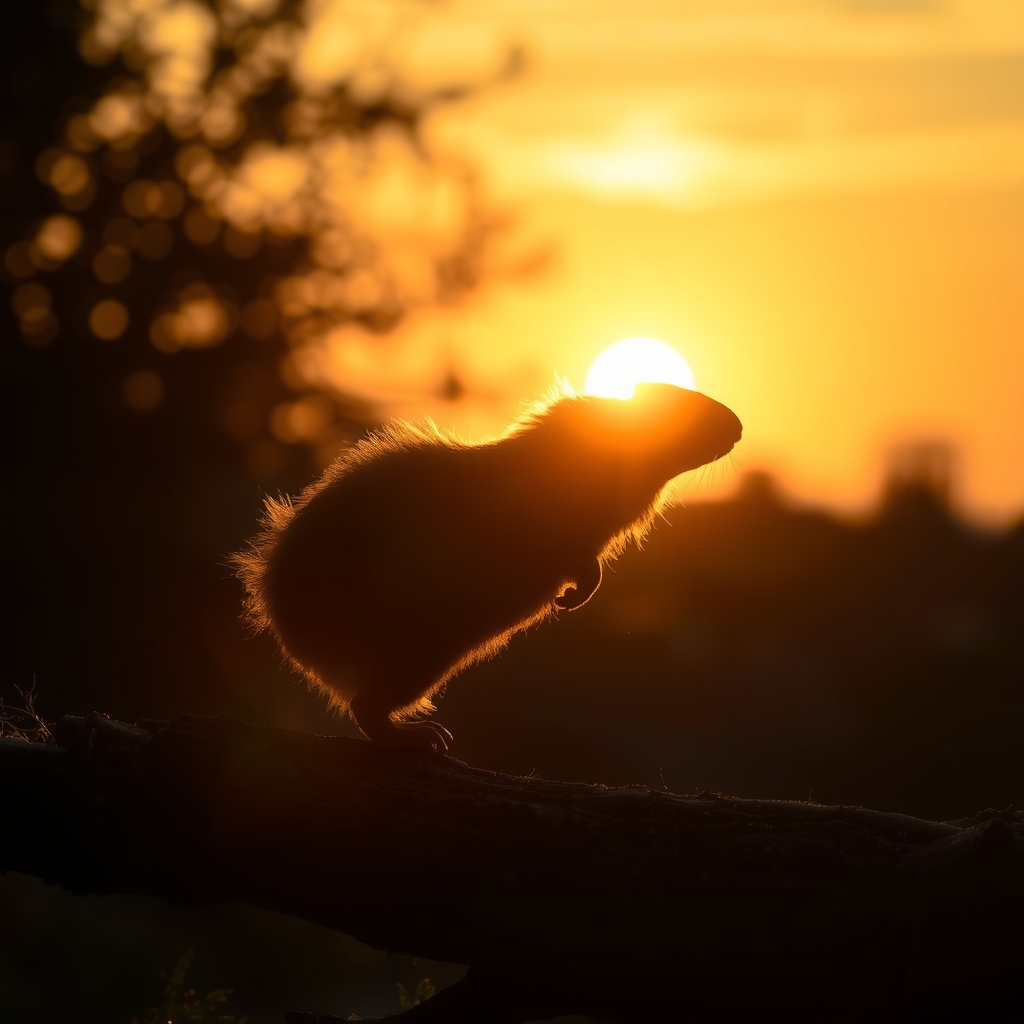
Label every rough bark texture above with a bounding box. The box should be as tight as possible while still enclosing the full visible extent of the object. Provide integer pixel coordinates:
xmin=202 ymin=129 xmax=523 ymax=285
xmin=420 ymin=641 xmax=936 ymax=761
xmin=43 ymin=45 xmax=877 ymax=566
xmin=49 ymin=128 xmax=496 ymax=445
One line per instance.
xmin=1 ymin=712 xmax=1021 ymax=1023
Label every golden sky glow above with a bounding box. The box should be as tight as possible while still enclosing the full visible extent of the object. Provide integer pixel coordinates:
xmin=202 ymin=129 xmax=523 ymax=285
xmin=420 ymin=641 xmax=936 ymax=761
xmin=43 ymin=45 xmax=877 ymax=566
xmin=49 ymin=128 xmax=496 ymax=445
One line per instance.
xmin=38 ymin=0 xmax=1023 ymax=521
xmin=347 ymin=0 xmax=1023 ymax=522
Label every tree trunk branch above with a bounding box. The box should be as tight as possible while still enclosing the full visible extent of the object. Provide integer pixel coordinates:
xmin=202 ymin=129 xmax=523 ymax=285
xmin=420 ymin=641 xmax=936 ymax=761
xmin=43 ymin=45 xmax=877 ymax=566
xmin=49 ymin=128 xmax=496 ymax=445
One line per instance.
xmin=1 ymin=712 xmax=1021 ymax=1023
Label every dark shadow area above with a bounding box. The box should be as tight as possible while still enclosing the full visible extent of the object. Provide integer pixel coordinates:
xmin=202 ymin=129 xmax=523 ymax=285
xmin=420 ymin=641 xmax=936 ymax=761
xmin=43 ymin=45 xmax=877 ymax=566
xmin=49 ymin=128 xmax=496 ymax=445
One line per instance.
xmin=2 ymin=451 xmax=1019 ymax=1021
xmin=0 ymin=873 xmax=466 ymax=1024
xmin=447 ymin=464 xmax=1022 ymax=822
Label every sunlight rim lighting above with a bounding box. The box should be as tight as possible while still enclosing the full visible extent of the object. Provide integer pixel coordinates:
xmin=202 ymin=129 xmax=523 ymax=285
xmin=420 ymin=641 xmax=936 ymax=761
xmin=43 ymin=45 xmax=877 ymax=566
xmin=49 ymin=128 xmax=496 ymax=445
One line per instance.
xmin=584 ymin=337 xmax=696 ymax=399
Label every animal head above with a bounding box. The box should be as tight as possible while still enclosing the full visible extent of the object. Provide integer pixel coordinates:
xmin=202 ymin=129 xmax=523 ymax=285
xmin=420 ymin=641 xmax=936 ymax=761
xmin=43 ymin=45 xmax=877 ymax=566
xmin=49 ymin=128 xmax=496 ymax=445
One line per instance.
xmin=540 ymin=383 xmax=742 ymax=482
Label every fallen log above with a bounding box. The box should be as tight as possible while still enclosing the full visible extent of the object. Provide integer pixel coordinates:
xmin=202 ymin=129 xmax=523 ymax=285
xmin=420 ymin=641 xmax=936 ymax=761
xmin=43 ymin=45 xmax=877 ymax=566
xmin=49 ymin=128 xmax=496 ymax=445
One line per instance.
xmin=1 ymin=712 xmax=1021 ymax=1023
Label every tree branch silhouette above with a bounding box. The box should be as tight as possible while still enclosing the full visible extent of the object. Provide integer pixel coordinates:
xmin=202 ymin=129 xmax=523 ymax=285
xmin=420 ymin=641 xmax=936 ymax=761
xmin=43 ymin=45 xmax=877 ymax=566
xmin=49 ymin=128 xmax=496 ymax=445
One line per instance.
xmin=2 ymin=712 xmax=1020 ymax=1023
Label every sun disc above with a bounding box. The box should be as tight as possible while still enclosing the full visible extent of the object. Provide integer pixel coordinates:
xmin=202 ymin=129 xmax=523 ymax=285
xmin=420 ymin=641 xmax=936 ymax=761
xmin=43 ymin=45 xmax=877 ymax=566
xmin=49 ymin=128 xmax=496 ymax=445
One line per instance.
xmin=584 ymin=337 xmax=696 ymax=399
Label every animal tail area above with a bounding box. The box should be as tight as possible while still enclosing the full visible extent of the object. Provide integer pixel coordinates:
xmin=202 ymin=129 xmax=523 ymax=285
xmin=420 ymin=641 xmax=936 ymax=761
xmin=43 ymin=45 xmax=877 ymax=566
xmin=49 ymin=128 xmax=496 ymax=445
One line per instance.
xmin=230 ymin=493 xmax=297 ymax=635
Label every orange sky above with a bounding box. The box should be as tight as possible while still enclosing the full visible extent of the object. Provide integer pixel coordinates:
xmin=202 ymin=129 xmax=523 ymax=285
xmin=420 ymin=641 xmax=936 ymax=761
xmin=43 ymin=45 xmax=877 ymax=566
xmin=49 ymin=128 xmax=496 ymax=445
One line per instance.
xmin=65 ymin=0 xmax=1024 ymax=522
xmin=301 ymin=0 xmax=1023 ymax=523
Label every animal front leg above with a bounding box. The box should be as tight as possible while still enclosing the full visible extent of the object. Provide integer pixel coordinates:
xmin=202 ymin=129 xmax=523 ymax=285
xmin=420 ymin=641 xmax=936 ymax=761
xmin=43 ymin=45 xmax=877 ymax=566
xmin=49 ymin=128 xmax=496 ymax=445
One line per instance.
xmin=554 ymin=558 xmax=602 ymax=610
xmin=349 ymin=690 xmax=451 ymax=754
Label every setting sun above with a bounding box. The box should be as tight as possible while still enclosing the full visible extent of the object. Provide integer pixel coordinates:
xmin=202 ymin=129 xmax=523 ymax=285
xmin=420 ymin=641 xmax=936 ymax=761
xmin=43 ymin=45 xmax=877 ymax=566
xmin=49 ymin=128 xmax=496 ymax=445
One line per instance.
xmin=584 ymin=337 xmax=697 ymax=399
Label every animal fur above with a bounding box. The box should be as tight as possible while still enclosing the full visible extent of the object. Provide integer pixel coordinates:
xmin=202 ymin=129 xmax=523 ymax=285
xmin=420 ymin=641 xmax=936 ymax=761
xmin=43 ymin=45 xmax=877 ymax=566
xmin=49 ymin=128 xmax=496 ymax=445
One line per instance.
xmin=235 ymin=382 xmax=741 ymax=750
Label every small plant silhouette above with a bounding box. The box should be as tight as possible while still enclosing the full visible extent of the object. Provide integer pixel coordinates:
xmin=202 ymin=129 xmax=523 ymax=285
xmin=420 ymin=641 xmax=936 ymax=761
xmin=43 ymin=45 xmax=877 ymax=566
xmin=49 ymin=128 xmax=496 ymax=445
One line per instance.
xmin=0 ymin=682 xmax=53 ymax=745
xmin=397 ymin=977 xmax=436 ymax=1010
xmin=133 ymin=951 xmax=247 ymax=1024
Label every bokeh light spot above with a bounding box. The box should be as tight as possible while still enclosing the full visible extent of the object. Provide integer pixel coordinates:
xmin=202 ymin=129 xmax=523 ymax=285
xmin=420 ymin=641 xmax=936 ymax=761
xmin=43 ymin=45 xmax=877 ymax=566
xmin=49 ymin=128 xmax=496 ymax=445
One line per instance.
xmin=178 ymin=294 xmax=231 ymax=347
xmin=175 ymin=143 xmax=219 ymax=192
xmin=35 ymin=215 xmax=83 ymax=262
xmin=123 ymin=180 xmax=163 ymax=218
xmin=201 ymin=101 xmax=245 ymax=146
xmin=12 ymin=282 xmax=59 ymax=347
xmin=89 ymin=299 xmax=130 ymax=340
xmin=269 ymin=394 xmax=334 ymax=444
xmin=93 ymin=245 xmax=133 ymax=284
xmin=43 ymin=152 xmax=91 ymax=196
xmin=90 ymin=93 xmax=143 ymax=141
xmin=150 ymin=285 xmax=233 ymax=351
xmin=242 ymin=145 xmax=308 ymax=204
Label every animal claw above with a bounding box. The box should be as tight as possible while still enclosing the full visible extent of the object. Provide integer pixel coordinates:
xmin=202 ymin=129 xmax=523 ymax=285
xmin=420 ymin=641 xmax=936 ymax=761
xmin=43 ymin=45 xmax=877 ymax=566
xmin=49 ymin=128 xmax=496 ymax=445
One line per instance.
xmin=392 ymin=720 xmax=452 ymax=754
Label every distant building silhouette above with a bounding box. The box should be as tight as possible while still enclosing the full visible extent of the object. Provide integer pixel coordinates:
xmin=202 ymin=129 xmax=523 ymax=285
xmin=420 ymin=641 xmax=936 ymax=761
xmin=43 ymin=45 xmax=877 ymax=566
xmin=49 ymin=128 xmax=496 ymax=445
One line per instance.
xmin=881 ymin=441 xmax=958 ymax=525
xmin=885 ymin=440 xmax=956 ymax=504
xmin=735 ymin=470 xmax=783 ymax=508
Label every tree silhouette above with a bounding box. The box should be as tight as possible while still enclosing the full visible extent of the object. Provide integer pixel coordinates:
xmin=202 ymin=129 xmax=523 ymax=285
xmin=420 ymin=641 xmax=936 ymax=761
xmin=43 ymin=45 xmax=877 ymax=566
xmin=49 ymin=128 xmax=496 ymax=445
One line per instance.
xmin=0 ymin=0 xmax=520 ymax=716
xmin=6 ymin=0 xmax=519 ymax=468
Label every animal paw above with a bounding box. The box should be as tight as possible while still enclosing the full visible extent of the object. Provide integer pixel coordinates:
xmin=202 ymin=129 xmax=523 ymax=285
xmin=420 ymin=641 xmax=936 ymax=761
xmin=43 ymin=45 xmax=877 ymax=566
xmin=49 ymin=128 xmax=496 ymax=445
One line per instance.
xmin=390 ymin=720 xmax=452 ymax=755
